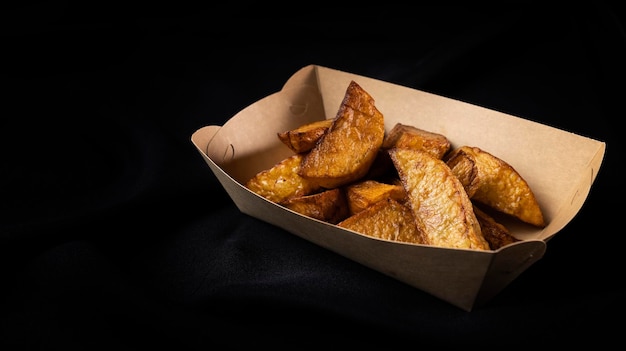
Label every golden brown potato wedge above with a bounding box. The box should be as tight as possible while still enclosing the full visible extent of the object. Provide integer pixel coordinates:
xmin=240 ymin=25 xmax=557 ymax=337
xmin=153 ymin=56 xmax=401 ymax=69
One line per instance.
xmin=298 ymin=81 xmax=385 ymax=189
xmin=445 ymin=146 xmax=546 ymax=227
xmin=345 ymin=179 xmax=406 ymax=215
xmin=337 ymin=198 xmax=423 ymax=244
xmin=389 ymin=148 xmax=490 ymax=250
xmin=473 ymin=205 xmax=520 ymax=250
xmin=280 ymin=188 xmax=350 ymax=224
xmin=382 ymin=123 xmax=451 ymax=159
xmin=277 ymin=119 xmax=333 ymax=154
xmin=245 ymin=154 xmax=321 ymax=203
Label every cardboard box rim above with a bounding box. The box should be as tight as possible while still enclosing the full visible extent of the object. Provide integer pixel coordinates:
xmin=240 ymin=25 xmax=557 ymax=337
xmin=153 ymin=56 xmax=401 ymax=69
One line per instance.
xmin=191 ymin=64 xmax=606 ymax=311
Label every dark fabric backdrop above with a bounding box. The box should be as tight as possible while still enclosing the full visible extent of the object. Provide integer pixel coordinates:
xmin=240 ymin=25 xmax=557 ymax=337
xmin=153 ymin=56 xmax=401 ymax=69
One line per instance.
xmin=2 ymin=2 xmax=624 ymax=349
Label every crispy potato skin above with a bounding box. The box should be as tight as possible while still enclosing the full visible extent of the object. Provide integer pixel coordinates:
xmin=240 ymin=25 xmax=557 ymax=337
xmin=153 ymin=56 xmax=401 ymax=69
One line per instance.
xmin=338 ymin=198 xmax=423 ymax=244
xmin=446 ymin=146 xmax=546 ymax=227
xmin=382 ymin=123 xmax=451 ymax=159
xmin=299 ymin=81 xmax=385 ymax=189
xmin=473 ymin=205 xmax=520 ymax=250
xmin=245 ymin=154 xmax=321 ymax=203
xmin=277 ymin=119 xmax=333 ymax=154
xmin=281 ymin=188 xmax=350 ymax=224
xmin=390 ymin=148 xmax=490 ymax=250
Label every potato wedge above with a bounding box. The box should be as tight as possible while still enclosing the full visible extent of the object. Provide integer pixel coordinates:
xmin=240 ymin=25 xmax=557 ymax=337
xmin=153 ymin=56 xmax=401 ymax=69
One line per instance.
xmin=445 ymin=147 xmax=479 ymax=196
xmin=445 ymin=146 xmax=546 ymax=227
xmin=389 ymin=148 xmax=490 ymax=250
xmin=345 ymin=179 xmax=406 ymax=215
xmin=473 ymin=205 xmax=520 ymax=250
xmin=280 ymin=188 xmax=349 ymax=224
xmin=277 ymin=119 xmax=333 ymax=154
xmin=298 ymin=81 xmax=385 ymax=189
xmin=382 ymin=123 xmax=451 ymax=159
xmin=337 ymin=198 xmax=423 ymax=244
xmin=245 ymin=154 xmax=321 ymax=203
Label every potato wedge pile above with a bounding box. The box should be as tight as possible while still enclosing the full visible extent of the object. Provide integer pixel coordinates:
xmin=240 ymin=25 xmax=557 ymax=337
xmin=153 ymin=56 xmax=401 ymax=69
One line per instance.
xmin=245 ymin=80 xmax=545 ymax=250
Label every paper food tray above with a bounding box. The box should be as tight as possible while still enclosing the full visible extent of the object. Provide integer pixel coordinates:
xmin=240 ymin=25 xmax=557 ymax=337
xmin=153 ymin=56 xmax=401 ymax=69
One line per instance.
xmin=191 ymin=64 xmax=605 ymax=311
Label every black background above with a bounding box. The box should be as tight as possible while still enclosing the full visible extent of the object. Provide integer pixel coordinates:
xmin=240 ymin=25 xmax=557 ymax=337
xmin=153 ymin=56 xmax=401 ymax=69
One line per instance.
xmin=2 ymin=2 xmax=624 ymax=349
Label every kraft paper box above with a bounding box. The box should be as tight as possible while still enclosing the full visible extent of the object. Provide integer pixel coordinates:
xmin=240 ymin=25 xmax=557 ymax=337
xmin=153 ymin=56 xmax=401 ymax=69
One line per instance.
xmin=191 ymin=64 xmax=605 ymax=311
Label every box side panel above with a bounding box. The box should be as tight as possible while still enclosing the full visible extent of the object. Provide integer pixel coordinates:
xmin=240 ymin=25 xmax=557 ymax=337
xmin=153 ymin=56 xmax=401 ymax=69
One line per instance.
xmin=237 ymin=186 xmax=494 ymax=312
xmin=535 ymin=141 xmax=606 ymax=241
